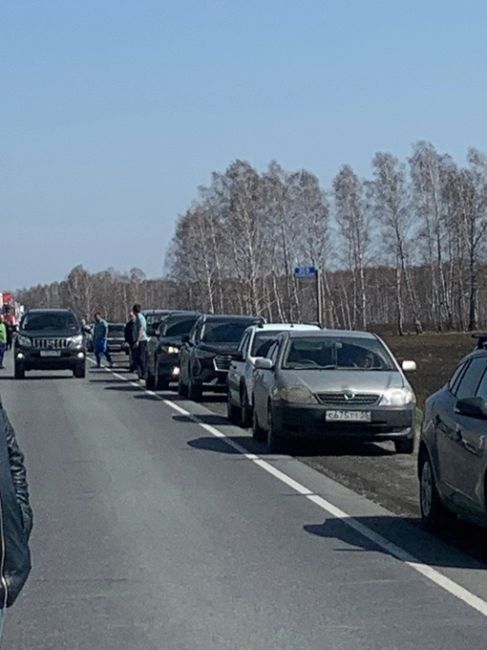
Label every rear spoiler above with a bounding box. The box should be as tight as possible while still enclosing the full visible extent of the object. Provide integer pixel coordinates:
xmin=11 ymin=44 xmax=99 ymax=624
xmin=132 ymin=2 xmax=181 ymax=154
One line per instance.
xmin=472 ymin=332 xmax=487 ymax=349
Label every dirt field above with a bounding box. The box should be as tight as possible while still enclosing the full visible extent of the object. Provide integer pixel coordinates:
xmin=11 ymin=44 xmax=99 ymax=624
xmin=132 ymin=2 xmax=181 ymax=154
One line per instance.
xmin=382 ymin=331 xmax=474 ymax=408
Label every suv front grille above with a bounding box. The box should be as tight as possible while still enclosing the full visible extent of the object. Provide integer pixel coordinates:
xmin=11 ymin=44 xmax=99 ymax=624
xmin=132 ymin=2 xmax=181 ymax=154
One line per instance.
xmin=32 ymin=338 xmax=69 ymax=350
xmin=213 ymin=355 xmax=232 ymax=372
xmin=316 ymin=392 xmax=380 ymax=407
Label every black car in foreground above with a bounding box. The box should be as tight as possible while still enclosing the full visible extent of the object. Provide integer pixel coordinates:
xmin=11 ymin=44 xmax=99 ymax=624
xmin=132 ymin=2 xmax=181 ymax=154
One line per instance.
xmin=178 ymin=314 xmax=265 ymax=401
xmin=419 ymin=347 xmax=487 ymax=531
xmin=145 ymin=311 xmax=200 ymax=390
xmin=14 ymin=309 xmax=86 ymax=379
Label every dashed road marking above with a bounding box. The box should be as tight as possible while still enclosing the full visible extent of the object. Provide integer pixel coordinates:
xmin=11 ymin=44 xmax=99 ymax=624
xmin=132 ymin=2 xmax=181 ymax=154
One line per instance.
xmin=89 ymin=357 xmax=487 ymax=618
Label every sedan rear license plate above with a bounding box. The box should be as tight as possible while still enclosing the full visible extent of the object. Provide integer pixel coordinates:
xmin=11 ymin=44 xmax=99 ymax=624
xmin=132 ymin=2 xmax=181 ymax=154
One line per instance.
xmin=326 ymin=410 xmax=372 ymax=423
xmin=40 ymin=350 xmax=61 ymax=357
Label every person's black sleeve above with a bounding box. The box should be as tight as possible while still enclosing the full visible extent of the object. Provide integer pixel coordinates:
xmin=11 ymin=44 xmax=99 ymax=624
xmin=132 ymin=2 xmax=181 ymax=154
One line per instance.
xmin=5 ymin=414 xmax=33 ymax=539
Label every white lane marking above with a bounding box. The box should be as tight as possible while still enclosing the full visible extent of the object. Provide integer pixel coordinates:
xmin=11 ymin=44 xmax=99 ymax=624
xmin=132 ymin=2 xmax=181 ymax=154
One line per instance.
xmin=91 ymin=358 xmax=487 ymax=618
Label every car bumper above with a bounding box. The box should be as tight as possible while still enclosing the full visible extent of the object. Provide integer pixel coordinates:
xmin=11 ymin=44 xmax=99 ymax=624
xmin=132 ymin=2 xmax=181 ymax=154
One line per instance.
xmin=272 ymin=403 xmax=415 ymax=441
xmin=15 ymin=349 xmax=86 ymax=370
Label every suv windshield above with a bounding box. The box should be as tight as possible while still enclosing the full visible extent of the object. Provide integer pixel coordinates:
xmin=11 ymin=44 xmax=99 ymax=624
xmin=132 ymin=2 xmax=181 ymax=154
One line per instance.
xmin=202 ymin=320 xmax=256 ymax=344
xmin=108 ymin=325 xmax=125 ymax=335
xmin=22 ymin=312 xmax=79 ymax=333
xmin=283 ymin=337 xmax=395 ymax=371
xmin=162 ymin=316 xmax=199 ymax=337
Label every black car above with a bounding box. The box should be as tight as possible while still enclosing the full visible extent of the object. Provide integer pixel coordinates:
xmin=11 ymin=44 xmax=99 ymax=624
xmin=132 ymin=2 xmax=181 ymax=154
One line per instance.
xmin=14 ymin=309 xmax=86 ymax=379
xmin=145 ymin=311 xmax=200 ymax=390
xmin=178 ymin=314 xmax=265 ymax=401
xmin=419 ymin=347 xmax=487 ymax=530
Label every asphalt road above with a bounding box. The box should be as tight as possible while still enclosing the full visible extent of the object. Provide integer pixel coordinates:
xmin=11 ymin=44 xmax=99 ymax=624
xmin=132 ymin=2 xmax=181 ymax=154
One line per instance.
xmin=1 ymin=354 xmax=487 ymax=649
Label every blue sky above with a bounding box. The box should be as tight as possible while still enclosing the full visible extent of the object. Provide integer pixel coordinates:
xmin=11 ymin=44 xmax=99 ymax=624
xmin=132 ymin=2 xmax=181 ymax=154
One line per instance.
xmin=2 ymin=0 xmax=487 ymax=289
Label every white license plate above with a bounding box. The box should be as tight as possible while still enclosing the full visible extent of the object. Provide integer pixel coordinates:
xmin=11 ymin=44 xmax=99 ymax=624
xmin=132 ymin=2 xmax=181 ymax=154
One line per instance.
xmin=40 ymin=350 xmax=61 ymax=357
xmin=326 ymin=410 xmax=372 ymax=422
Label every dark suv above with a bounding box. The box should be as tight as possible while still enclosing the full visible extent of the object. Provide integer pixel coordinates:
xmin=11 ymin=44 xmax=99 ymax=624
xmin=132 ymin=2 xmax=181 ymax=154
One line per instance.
xmin=178 ymin=314 xmax=265 ymax=401
xmin=14 ymin=309 xmax=86 ymax=379
xmin=145 ymin=311 xmax=200 ymax=390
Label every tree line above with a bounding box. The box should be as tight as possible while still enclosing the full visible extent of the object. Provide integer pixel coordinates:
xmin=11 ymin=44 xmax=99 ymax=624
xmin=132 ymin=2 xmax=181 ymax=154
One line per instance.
xmin=18 ymin=142 xmax=487 ymax=333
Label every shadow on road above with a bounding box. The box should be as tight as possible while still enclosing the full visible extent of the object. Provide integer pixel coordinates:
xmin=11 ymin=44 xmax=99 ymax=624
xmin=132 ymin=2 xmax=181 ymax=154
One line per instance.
xmin=304 ymin=515 xmax=487 ymax=571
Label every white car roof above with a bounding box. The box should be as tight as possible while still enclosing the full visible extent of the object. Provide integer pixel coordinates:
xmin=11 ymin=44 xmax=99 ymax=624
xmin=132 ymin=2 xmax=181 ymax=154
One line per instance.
xmin=249 ymin=323 xmax=320 ymax=332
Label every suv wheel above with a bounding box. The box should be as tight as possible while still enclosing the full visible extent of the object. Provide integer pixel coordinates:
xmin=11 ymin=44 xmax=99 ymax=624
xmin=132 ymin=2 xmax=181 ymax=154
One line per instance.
xmin=252 ymin=407 xmax=266 ymax=442
xmin=73 ymin=363 xmax=86 ymax=379
xmin=227 ymin=398 xmax=239 ymax=423
xmin=240 ymin=387 xmax=251 ymax=428
xmin=14 ymin=362 xmax=25 ymax=380
xmin=178 ymin=374 xmax=188 ymax=397
xmin=188 ymin=376 xmax=202 ymax=402
xmin=145 ymin=367 xmax=156 ymax=390
xmin=394 ymin=437 xmax=415 ymax=454
xmin=419 ymin=451 xmax=452 ymax=530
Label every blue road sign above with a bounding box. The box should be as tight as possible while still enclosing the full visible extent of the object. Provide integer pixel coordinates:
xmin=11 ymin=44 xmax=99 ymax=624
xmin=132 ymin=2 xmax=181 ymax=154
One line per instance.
xmin=294 ymin=266 xmax=317 ymax=278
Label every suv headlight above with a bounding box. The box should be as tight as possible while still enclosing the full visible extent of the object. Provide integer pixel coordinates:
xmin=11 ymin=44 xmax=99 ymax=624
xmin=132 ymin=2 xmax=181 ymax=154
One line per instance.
xmin=68 ymin=335 xmax=84 ymax=349
xmin=274 ymin=385 xmax=318 ymax=404
xmin=17 ymin=335 xmax=32 ymax=348
xmin=379 ymin=388 xmax=415 ymax=406
xmin=166 ymin=345 xmax=180 ymax=355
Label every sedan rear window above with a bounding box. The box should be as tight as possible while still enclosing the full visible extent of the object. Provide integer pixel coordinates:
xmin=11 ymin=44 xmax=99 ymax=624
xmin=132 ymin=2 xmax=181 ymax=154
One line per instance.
xmin=282 ymin=337 xmax=395 ymax=370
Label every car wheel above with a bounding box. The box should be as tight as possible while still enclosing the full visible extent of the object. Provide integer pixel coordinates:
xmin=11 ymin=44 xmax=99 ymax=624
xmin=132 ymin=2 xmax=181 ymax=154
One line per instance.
xmin=240 ymin=387 xmax=252 ymax=428
xmin=145 ymin=368 xmax=156 ymax=390
xmin=267 ymin=407 xmax=283 ymax=453
xmin=155 ymin=375 xmax=169 ymax=390
xmin=419 ymin=451 xmax=452 ymax=530
xmin=394 ymin=437 xmax=415 ymax=454
xmin=73 ymin=363 xmax=86 ymax=379
xmin=252 ymin=406 xmax=266 ymax=442
xmin=178 ymin=374 xmax=188 ymax=397
xmin=188 ymin=376 xmax=202 ymax=402
xmin=226 ymin=398 xmax=240 ymax=423
xmin=14 ymin=363 xmax=25 ymax=379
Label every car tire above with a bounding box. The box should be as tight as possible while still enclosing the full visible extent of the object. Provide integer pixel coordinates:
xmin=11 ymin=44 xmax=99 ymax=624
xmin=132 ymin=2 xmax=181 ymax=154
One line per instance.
xmin=267 ymin=408 xmax=284 ymax=453
xmin=73 ymin=363 xmax=86 ymax=379
xmin=419 ymin=451 xmax=452 ymax=530
xmin=240 ymin=387 xmax=252 ymax=428
xmin=145 ymin=368 xmax=156 ymax=390
xmin=14 ymin=363 xmax=25 ymax=380
xmin=227 ymin=399 xmax=240 ymax=424
xmin=188 ymin=376 xmax=202 ymax=402
xmin=155 ymin=375 xmax=169 ymax=390
xmin=394 ymin=437 xmax=415 ymax=454
xmin=252 ymin=407 xmax=266 ymax=442
xmin=178 ymin=375 xmax=188 ymax=397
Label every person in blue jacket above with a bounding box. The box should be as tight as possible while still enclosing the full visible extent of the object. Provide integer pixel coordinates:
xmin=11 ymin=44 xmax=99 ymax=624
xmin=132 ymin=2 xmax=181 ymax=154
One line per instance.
xmin=93 ymin=312 xmax=113 ymax=368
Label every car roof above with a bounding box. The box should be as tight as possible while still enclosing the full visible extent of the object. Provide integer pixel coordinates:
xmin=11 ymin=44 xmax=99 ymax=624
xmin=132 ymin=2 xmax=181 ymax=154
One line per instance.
xmin=201 ymin=314 xmax=264 ymax=322
xmin=24 ymin=308 xmax=75 ymax=314
xmin=144 ymin=309 xmax=172 ymax=314
xmin=285 ymin=328 xmax=377 ymax=339
xmin=250 ymin=323 xmax=320 ymax=332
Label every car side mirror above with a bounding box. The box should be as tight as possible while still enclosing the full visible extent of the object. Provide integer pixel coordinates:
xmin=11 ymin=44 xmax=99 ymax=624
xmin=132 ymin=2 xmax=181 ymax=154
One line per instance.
xmin=402 ymin=360 xmax=417 ymax=372
xmin=146 ymin=324 xmax=157 ymax=337
xmin=455 ymin=397 xmax=487 ymax=419
xmin=254 ymin=357 xmax=274 ymax=370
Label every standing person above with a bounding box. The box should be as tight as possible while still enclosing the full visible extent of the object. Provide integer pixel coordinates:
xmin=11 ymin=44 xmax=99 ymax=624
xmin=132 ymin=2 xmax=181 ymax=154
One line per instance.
xmin=132 ymin=304 xmax=148 ymax=379
xmin=0 ymin=395 xmax=33 ymax=640
xmin=92 ymin=312 xmax=113 ymax=369
xmin=0 ymin=316 xmax=7 ymax=370
xmin=124 ymin=312 xmax=137 ymax=372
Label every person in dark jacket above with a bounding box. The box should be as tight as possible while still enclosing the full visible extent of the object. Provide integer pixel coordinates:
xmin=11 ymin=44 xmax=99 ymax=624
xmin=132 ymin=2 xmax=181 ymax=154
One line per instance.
xmin=124 ymin=312 xmax=137 ymax=372
xmin=0 ymin=397 xmax=33 ymax=638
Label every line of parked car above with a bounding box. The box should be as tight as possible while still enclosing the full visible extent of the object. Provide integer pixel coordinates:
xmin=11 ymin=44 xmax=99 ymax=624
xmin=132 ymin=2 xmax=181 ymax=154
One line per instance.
xmin=11 ymin=306 xmax=487 ymax=533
